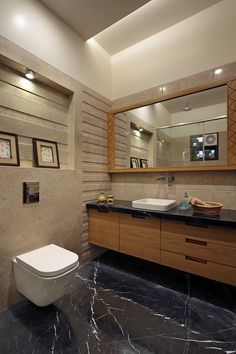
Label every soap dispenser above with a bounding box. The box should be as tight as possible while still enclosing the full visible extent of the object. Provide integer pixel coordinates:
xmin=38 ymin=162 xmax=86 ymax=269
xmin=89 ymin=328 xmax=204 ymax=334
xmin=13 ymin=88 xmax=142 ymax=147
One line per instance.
xmin=179 ymin=192 xmax=190 ymax=210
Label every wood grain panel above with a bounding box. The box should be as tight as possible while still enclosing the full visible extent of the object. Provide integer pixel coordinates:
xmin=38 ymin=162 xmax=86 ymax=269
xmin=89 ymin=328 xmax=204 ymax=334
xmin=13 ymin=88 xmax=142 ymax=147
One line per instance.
xmin=120 ymin=214 xmax=160 ymax=263
xmin=88 ymin=209 xmax=119 ymax=251
xmin=161 ymin=250 xmax=236 ymax=286
xmin=228 ymin=79 xmax=236 ymax=165
xmin=161 ymin=233 xmax=236 ymax=267
xmin=161 ymin=219 xmax=236 ymax=246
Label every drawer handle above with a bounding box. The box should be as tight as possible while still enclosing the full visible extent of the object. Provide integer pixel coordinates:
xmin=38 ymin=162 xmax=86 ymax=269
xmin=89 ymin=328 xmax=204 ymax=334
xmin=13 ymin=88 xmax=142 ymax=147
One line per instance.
xmin=185 ymin=255 xmax=207 ymax=264
xmin=185 ymin=238 xmax=207 ymax=246
xmin=132 ymin=213 xmax=146 ymax=219
xmin=185 ymin=220 xmax=208 ymax=228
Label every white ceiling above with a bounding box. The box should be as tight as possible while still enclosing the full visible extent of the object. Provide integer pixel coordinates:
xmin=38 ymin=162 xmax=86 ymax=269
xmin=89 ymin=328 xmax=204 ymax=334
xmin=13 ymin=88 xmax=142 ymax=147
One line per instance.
xmin=39 ymin=0 xmax=150 ymax=40
xmin=95 ymin=0 xmax=222 ymax=55
xmin=160 ymin=85 xmax=227 ymax=114
xmin=40 ymin=0 xmax=222 ymax=55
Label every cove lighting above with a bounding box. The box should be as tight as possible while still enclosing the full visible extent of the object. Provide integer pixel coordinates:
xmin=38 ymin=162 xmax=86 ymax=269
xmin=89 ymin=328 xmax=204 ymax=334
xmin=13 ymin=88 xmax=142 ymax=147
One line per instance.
xmin=25 ymin=70 xmax=35 ymax=80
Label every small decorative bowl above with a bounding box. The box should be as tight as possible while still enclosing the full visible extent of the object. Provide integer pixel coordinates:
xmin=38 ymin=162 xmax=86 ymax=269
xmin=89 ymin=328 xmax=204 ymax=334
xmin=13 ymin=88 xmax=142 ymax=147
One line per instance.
xmin=191 ymin=201 xmax=223 ymax=216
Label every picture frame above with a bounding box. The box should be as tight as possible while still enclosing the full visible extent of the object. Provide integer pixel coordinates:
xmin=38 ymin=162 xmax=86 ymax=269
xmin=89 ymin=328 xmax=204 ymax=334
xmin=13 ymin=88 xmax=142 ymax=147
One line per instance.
xmin=33 ymin=138 xmax=60 ymax=168
xmin=0 ymin=131 xmax=20 ymax=166
xmin=140 ymin=158 xmax=148 ymax=168
xmin=130 ymin=157 xmax=139 ymax=168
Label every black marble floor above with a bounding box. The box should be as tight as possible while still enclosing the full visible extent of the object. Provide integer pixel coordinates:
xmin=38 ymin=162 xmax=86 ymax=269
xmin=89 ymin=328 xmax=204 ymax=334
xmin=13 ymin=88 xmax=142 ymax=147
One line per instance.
xmin=1 ymin=251 xmax=236 ymax=354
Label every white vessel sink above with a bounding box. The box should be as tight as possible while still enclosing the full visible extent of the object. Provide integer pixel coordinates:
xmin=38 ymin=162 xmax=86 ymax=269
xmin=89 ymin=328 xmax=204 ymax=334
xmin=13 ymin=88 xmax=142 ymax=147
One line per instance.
xmin=132 ymin=198 xmax=177 ymax=211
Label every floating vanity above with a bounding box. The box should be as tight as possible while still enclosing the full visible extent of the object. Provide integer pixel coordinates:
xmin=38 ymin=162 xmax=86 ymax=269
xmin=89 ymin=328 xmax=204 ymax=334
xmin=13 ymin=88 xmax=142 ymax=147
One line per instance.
xmin=86 ymin=201 xmax=236 ymax=286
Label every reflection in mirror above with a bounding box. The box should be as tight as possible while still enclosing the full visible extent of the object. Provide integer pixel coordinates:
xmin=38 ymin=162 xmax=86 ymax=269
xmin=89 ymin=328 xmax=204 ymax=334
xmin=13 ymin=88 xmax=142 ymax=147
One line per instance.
xmin=114 ymin=85 xmax=227 ymax=168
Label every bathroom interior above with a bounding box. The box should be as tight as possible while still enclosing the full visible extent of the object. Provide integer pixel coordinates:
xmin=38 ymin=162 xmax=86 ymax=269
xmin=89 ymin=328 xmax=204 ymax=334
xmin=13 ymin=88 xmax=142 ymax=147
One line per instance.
xmin=0 ymin=0 xmax=236 ymax=353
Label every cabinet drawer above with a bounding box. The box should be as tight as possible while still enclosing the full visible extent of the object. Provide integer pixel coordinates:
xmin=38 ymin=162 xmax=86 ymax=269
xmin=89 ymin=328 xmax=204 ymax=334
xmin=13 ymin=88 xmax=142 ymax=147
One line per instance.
xmin=161 ymin=250 xmax=236 ymax=286
xmin=88 ymin=209 xmax=119 ymax=251
xmin=161 ymin=219 xmax=236 ymax=247
xmin=120 ymin=214 xmax=160 ymax=263
xmin=161 ymin=234 xmax=236 ymax=267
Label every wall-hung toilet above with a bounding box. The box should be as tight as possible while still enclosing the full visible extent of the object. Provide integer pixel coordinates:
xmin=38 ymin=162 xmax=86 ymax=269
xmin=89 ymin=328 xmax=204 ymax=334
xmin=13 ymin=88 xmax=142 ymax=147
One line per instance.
xmin=13 ymin=244 xmax=79 ymax=307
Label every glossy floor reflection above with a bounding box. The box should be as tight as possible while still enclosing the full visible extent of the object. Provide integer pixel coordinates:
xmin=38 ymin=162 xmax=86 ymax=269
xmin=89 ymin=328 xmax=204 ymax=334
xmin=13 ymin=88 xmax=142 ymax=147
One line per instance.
xmin=0 ymin=251 xmax=236 ymax=354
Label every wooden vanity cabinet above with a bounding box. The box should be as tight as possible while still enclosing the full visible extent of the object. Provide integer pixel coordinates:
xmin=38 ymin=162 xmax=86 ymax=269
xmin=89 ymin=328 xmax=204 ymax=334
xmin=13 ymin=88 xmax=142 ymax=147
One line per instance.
xmin=161 ymin=219 xmax=236 ymax=286
xmin=88 ymin=209 xmax=119 ymax=251
xmin=87 ymin=208 xmax=236 ymax=286
xmin=120 ymin=214 xmax=160 ymax=263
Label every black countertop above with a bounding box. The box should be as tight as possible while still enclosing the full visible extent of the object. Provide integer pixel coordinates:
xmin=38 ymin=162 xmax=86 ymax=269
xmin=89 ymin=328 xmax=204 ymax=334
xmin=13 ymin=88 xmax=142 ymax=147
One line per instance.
xmin=86 ymin=200 xmax=236 ymax=228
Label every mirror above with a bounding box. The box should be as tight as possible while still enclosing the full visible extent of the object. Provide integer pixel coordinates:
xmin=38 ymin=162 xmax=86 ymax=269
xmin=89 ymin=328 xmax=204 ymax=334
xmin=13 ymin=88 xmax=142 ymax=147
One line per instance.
xmin=114 ymin=85 xmax=227 ymax=169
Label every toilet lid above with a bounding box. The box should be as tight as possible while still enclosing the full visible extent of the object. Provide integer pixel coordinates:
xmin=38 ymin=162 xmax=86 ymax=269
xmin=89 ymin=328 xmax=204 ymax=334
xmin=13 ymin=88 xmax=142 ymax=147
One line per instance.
xmin=15 ymin=244 xmax=79 ymax=277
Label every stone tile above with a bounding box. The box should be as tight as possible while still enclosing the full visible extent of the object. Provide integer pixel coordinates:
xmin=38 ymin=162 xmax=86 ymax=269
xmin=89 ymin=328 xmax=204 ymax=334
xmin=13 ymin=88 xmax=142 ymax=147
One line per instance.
xmin=213 ymin=190 xmax=236 ymax=209
xmin=185 ymin=171 xmax=214 ymax=189
xmin=0 ymin=251 xmax=236 ymax=354
xmin=213 ymin=171 xmax=236 ymax=190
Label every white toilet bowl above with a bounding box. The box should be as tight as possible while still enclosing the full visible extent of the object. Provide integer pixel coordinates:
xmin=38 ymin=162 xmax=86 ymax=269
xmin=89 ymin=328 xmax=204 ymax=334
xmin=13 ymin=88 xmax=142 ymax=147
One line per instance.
xmin=13 ymin=244 xmax=79 ymax=306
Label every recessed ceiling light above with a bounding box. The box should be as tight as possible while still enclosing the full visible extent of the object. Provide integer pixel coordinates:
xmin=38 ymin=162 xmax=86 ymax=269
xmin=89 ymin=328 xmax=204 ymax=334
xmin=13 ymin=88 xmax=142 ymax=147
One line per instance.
xmin=139 ymin=128 xmax=143 ymax=132
xmin=214 ymin=68 xmax=223 ymax=75
xmin=25 ymin=70 xmax=35 ymax=80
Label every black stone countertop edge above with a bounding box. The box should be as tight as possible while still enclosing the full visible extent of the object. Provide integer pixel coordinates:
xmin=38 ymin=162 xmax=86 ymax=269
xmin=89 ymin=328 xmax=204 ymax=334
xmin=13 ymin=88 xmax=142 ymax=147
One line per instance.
xmin=86 ymin=200 xmax=236 ymax=228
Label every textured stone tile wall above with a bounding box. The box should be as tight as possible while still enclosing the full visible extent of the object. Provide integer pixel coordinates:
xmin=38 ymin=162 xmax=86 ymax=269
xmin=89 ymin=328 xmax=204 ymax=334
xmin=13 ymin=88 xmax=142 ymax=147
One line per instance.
xmin=112 ymin=171 xmax=236 ymax=209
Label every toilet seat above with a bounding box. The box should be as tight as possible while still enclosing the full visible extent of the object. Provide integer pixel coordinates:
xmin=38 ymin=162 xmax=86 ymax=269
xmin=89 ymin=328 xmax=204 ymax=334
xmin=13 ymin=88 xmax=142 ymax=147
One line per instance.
xmin=15 ymin=244 xmax=79 ymax=277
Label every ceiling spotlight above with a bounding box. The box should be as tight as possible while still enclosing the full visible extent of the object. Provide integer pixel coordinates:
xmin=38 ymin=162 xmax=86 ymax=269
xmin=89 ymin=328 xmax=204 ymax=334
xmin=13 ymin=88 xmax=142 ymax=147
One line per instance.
xmin=183 ymin=102 xmax=192 ymax=111
xmin=139 ymin=127 xmax=143 ymax=132
xmin=25 ymin=70 xmax=35 ymax=80
xmin=214 ymin=68 xmax=223 ymax=75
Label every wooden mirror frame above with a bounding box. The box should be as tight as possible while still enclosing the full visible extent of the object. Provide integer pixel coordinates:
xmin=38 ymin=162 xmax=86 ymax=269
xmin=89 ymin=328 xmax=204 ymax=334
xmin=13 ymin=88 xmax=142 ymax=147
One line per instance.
xmin=108 ymin=78 xmax=236 ymax=173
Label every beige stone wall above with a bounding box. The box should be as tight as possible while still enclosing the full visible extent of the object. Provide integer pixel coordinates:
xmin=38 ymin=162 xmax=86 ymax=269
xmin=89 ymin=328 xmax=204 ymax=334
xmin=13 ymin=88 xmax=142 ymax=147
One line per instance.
xmin=0 ymin=37 xmax=111 ymax=310
xmin=112 ymin=171 xmax=236 ymax=209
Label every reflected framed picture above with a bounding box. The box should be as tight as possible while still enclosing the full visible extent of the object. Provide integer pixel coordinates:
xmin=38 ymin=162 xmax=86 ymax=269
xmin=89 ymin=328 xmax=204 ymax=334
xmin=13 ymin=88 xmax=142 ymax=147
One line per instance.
xmin=0 ymin=131 xmax=20 ymax=166
xmin=33 ymin=138 xmax=60 ymax=168
xmin=140 ymin=158 xmax=148 ymax=168
xmin=130 ymin=157 xmax=139 ymax=168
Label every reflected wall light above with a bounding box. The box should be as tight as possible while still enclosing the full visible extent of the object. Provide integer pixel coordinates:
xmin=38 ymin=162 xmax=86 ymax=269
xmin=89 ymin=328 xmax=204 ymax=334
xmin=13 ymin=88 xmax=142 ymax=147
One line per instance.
xmin=214 ymin=68 xmax=223 ymax=75
xmin=25 ymin=70 xmax=35 ymax=80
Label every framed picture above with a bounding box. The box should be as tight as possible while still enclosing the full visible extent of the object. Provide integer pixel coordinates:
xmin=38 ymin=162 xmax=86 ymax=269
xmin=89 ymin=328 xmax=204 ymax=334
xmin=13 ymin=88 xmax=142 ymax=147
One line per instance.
xmin=33 ymin=138 xmax=60 ymax=168
xmin=140 ymin=158 xmax=148 ymax=168
xmin=130 ymin=157 xmax=139 ymax=168
xmin=0 ymin=131 xmax=20 ymax=166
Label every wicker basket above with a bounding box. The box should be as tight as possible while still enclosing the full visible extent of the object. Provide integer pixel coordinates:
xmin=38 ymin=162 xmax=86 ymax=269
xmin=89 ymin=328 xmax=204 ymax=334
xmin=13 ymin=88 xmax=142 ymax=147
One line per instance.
xmin=191 ymin=201 xmax=223 ymax=216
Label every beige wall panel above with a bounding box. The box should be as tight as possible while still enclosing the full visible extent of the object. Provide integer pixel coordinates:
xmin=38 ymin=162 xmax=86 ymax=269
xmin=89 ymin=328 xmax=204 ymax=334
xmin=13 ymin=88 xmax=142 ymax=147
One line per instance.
xmin=0 ymin=64 xmax=70 ymax=107
xmin=115 ymin=134 xmax=127 ymax=144
xmin=82 ymin=163 xmax=108 ymax=173
xmin=82 ymin=152 xmax=107 ymax=164
xmin=82 ymin=133 xmax=107 ymax=147
xmin=82 ymin=102 xmax=107 ymax=121
xmin=82 ymin=143 xmax=107 ymax=156
xmin=0 ymin=81 xmax=69 ymax=114
xmin=0 ymin=115 xmax=67 ymax=144
xmin=83 ymin=182 xmax=111 ymax=192
xmin=0 ymin=88 xmax=68 ymax=126
xmin=83 ymin=173 xmax=111 ymax=182
xmin=82 ymin=91 xmax=110 ymax=112
xmin=82 ymin=112 xmax=107 ymax=129
xmin=82 ymin=122 xmax=107 ymax=138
